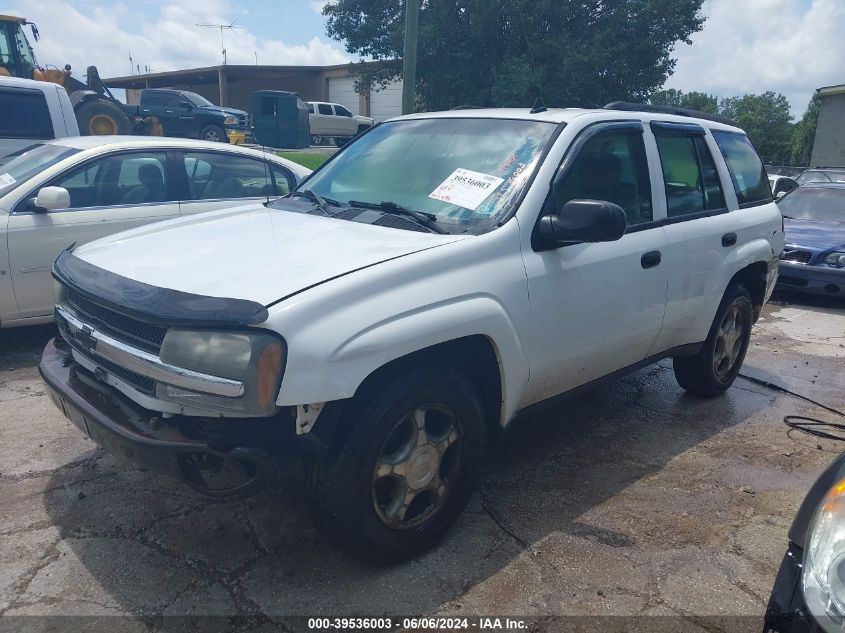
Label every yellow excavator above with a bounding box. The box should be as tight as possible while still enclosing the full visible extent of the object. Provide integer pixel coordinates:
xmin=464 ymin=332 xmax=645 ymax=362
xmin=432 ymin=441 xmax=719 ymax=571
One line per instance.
xmin=0 ymin=14 xmax=148 ymax=135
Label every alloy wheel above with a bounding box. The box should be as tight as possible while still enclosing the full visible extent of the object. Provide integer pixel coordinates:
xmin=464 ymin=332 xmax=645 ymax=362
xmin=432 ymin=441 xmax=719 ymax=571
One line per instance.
xmin=713 ymin=303 xmax=745 ymax=379
xmin=372 ymin=404 xmax=462 ymax=530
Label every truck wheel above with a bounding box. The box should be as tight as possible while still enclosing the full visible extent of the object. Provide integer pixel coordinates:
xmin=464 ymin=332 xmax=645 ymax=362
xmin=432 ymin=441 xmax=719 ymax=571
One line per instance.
xmin=200 ymin=125 xmax=226 ymax=143
xmin=311 ymin=135 xmax=323 ymax=146
xmin=673 ymin=284 xmax=753 ymax=397
xmin=75 ymin=100 xmax=131 ymax=136
xmin=309 ymin=369 xmax=486 ymax=564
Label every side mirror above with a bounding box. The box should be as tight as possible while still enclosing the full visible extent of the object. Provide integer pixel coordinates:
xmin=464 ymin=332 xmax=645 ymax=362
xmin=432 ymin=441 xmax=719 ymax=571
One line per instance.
xmin=536 ymin=199 xmax=627 ymax=246
xmin=180 ymin=101 xmax=193 ymax=110
xmin=772 ymin=177 xmax=798 ymax=198
xmin=34 ymin=186 xmax=70 ymax=211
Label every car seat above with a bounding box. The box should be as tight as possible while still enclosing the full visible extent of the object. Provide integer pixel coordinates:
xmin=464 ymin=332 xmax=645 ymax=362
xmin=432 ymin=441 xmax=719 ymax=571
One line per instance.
xmin=120 ymin=164 xmax=165 ymax=204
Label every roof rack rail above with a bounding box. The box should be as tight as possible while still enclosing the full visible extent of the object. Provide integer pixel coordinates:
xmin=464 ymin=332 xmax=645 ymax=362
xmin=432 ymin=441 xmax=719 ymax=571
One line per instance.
xmin=450 ymin=105 xmax=487 ymax=110
xmin=603 ymin=101 xmax=737 ymax=127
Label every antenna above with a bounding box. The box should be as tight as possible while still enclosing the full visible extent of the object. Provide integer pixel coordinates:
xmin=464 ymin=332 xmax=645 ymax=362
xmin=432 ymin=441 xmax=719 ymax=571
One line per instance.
xmin=129 ymin=52 xmax=134 ymax=75
xmin=196 ymin=19 xmax=245 ymax=65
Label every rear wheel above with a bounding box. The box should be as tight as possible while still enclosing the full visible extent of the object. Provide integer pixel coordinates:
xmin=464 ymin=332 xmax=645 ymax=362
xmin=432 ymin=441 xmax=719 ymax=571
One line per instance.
xmin=311 ymin=135 xmax=323 ymax=146
xmin=309 ymin=370 xmax=485 ymax=563
xmin=200 ymin=125 xmax=226 ymax=143
xmin=673 ymin=284 xmax=753 ymax=397
xmin=75 ymin=99 xmax=131 ymax=136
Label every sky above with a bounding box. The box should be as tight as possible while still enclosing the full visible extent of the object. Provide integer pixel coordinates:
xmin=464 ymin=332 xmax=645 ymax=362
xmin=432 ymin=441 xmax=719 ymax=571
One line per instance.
xmin=3 ymin=0 xmax=843 ymax=118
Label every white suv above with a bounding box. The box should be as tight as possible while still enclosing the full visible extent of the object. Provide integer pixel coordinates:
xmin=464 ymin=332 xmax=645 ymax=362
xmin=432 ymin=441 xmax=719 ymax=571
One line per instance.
xmin=40 ymin=104 xmax=784 ymax=563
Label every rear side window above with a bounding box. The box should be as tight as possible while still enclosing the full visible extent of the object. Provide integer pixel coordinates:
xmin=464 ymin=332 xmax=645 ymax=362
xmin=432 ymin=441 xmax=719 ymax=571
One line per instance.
xmin=711 ymin=131 xmax=771 ymax=207
xmin=317 ymin=103 xmax=333 ymax=115
xmin=142 ymin=92 xmax=163 ymax=106
xmin=0 ymin=88 xmax=54 ymax=139
xmin=654 ymin=130 xmax=726 ymax=217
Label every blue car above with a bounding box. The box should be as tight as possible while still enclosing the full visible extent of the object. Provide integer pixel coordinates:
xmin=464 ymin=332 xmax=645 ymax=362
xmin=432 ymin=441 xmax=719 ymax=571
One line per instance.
xmin=776 ymin=183 xmax=845 ymax=296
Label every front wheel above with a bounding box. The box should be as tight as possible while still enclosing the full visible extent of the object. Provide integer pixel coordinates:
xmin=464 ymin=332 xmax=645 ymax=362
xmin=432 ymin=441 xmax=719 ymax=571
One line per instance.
xmin=200 ymin=124 xmax=226 ymax=143
xmin=309 ymin=370 xmax=486 ymax=563
xmin=673 ymin=284 xmax=753 ymax=397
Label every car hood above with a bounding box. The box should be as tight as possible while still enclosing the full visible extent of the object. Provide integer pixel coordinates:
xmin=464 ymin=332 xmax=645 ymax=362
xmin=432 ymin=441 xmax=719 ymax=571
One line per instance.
xmin=198 ymin=105 xmax=246 ymax=118
xmin=72 ymin=204 xmax=468 ymax=307
xmin=784 ymin=217 xmax=845 ymax=251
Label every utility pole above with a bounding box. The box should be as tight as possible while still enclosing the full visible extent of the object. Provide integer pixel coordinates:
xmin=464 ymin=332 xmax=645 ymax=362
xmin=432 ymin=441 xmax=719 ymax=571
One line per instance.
xmin=401 ymin=0 xmax=419 ymax=115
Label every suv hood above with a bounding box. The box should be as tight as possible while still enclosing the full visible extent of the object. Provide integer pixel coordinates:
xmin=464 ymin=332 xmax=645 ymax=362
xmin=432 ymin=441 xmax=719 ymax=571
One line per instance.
xmin=72 ymin=204 xmax=468 ymax=307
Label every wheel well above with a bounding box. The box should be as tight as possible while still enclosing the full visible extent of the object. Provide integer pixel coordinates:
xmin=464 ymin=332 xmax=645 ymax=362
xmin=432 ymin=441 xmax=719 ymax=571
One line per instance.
xmin=728 ymin=261 xmax=768 ymax=320
xmin=352 ymin=335 xmax=503 ymax=434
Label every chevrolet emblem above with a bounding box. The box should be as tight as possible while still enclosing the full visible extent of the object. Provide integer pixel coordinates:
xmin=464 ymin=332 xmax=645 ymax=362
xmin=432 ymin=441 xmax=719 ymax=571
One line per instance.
xmin=75 ymin=325 xmax=97 ymax=354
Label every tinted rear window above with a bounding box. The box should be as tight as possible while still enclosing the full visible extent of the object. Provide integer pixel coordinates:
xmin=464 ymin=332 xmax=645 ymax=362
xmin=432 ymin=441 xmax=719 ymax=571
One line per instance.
xmin=711 ymin=131 xmax=771 ymax=207
xmin=0 ymin=88 xmax=54 ymax=140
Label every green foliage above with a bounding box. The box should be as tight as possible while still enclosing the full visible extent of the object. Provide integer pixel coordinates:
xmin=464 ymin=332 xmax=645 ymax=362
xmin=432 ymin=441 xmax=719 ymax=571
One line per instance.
xmin=277 ymin=151 xmax=331 ymax=171
xmin=650 ymin=89 xmax=718 ymax=114
xmin=323 ymin=0 xmax=706 ymax=111
xmin=790 ymin=92 xmax=821 ymax=167
xmin=720 ymin=92 xmax=794 ymax=165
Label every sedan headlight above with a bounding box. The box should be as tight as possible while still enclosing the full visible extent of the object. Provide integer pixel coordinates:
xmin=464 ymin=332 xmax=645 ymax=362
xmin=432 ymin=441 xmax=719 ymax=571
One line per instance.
xmin=822 ymin=253 xmax=845 ymax=268
xmin=224 ymin=115 xmax=238 ymax=126
xmin=156 ymin=329 xmax=284 ymax=416
xmin=803 ymin=477 xmax=845 ymax=631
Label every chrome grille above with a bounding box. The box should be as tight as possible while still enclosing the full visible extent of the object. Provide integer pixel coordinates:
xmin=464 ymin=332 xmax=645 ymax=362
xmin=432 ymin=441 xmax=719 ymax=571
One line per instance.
xmin=67 ymin=291 xmax=166 ymax=351
xmin=56 ymin=310 xmax=156 ymax=394
xmin=781 ymin=249 xmax=813 ymax=264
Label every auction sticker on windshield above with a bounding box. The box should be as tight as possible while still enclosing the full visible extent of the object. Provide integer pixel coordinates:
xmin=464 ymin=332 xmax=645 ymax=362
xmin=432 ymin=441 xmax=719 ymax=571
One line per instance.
xmin=429 ymin=168 xmax=504 ymax=211
xmin=0 ymin=173 xmax=15 ymax=187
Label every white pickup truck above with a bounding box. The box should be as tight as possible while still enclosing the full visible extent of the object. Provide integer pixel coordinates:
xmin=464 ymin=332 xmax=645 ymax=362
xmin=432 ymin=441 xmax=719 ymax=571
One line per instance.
xmin=40 ymin=104 xmax=784 ymax=563
xmin=0 ymin=75 xmax=79 ymax=155
xmin=306 ymin=101 xmax=373 ymax=146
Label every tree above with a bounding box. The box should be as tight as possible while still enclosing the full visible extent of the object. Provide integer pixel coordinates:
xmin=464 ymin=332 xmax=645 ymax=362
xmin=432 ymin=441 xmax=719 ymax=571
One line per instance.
xmin=650 ymin=89 xmax=718 ymax=114
xmin=323 ymin=0 xmax=706 ymax=111
xmin=719 ymin=92 xmax=794 ymax=165
xmin=791 ymin=92 xmax=820 ymax=167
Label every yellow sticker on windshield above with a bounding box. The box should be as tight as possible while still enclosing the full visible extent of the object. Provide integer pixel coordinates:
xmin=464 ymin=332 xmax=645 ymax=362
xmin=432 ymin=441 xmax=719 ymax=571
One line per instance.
xmin=429 ymin=168 xmax=504 ymax=211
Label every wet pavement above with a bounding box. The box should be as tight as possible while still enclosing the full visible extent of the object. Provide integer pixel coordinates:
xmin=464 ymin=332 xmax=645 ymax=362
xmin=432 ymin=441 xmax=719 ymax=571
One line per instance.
xmin=0 ymin=294 xmax=843 ymax=631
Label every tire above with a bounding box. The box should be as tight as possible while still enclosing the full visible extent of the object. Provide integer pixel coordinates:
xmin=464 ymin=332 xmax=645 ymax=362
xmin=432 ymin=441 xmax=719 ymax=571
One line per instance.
xmin=309 ymin=369 xmax=486 ymax=564
xmin=311 ymin=135 xmax=323 ymax=146
xmin=75 ymin=99 xmax=132 ymax=136
xmin=200 ymin=124 xmax=226 ymax=143
xmin=673 ymin=284 xmax=753 ymax=397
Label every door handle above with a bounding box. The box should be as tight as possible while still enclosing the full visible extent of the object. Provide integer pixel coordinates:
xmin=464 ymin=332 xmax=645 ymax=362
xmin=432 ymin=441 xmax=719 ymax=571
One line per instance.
xmin=722 ymin=232 xmax=738 ymax=247
xmin=641 ymin=250 xmax=662 ymax=269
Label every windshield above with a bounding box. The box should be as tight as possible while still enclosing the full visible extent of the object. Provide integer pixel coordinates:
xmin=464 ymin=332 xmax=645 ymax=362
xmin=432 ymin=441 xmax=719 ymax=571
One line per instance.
xmin=796 ymin=170 xmax=845 ymax=185
xmin=183 ymin=91 xmax=216 ymax=108
xmin=0 ymin=144 xmax=80 ymax=197
xmin=777 ymin=187 xmax=845 ymax=222
xmin=293 ymin=117 xmax=558 ymax=232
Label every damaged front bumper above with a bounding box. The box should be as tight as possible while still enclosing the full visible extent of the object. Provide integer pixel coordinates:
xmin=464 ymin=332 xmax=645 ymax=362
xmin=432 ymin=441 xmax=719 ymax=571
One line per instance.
xmin=39 ymin=337 xmax=301 ymax=495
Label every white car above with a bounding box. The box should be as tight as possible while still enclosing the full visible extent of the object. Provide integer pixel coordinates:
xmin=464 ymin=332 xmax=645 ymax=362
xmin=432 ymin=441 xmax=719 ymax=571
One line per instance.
xmin=306 ymin=101 xmax=373 ymax=145
xmin=41 ymin=105 xmax=784 ymax=563
xmin=0 ymin=136 xmax=309 ymax=327
xmin=0 ymin=75 xmax=79 ymax=156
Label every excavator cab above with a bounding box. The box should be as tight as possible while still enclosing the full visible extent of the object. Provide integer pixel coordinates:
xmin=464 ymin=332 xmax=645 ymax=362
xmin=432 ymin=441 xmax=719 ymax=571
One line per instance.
xmin=0 ymin=15 xmax=39 ymax=79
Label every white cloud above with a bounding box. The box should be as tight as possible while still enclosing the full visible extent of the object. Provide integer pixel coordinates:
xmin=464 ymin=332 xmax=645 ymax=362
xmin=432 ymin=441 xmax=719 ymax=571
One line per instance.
xmin=665 ymin=0 xmax=845 ymax=116
xmin=5 ymin=0 xmax=348 ymax=80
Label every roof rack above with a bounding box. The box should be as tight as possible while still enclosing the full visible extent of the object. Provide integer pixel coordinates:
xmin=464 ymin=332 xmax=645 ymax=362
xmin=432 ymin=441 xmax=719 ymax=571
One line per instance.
xmin=603 ymin=101 xmax=737 ymax=127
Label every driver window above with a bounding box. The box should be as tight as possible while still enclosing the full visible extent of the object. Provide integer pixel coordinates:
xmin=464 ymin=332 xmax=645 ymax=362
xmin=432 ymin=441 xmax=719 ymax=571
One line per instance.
xmin=556 ymin=130 xmax=653 ymax=226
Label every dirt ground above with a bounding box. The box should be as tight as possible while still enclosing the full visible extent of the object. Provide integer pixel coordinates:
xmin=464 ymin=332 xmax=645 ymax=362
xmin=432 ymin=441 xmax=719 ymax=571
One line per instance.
xmin=0 ymin=292 xmax=843 ymax=632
